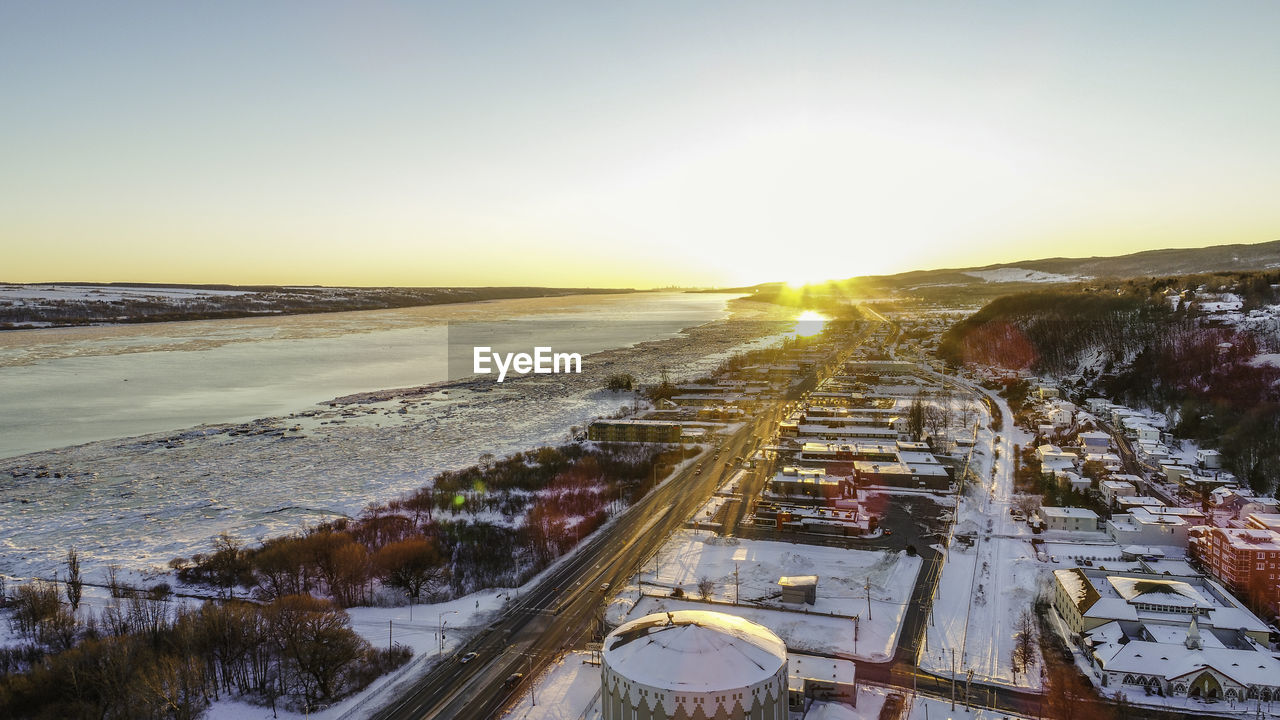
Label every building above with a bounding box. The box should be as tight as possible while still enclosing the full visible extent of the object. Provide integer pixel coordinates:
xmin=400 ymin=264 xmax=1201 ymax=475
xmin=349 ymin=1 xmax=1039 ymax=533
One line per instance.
xmin=1055 ymin=569 xmax=1280 ymax=703
xmin=1051 ymin=568 xmax=1270 ymax=640
xmin=1078 ymin=431 xmax=1112 ymax=454
xmin=1039 ymin=506 xmax=1099 ymax=533
xmin=779 ymin=576 xmax=818 ymax=605
xmin=601 ymin=610 xmax=788 ymax=720
xmin=1195 ymin=449 xmax=1223 ymax=470
xmin=767 ymin=467 xmax=846 ymax=501
xmin=1099 ymin=479 xmax=1137 ymax=508
xmin=589 ymin=420 xmax=682 ymax=443
xmin=1106 ymin=507 xmax=1191 ymax=549
xmin=1192 ymin=527 xmax=1280 ymax=617
xmin=853 ymin=459 xmax=951 ymax=490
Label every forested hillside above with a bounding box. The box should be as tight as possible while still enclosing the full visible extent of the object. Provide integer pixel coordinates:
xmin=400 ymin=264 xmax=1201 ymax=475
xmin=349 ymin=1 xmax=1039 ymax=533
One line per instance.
xmin=939 ymin=271 xmax=1280 ymax=494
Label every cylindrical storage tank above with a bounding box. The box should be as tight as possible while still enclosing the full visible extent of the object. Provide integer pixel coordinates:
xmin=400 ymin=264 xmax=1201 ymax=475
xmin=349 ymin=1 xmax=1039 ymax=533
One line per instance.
xmin=601 ymin=610 xmax=788 ymax=720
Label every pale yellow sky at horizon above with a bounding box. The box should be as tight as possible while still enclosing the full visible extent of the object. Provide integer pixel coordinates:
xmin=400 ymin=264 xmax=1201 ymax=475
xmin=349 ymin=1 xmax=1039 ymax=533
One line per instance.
xmin=4 ymin=2 xmax=1279 ymax=288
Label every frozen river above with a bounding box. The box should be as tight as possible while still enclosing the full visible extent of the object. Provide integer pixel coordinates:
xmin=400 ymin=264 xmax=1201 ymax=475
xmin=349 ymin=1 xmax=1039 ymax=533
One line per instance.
xmin=1 ymin=292 xmax=796 ymax=581
xmin=0 ymin=292 xmax=736 ymax=459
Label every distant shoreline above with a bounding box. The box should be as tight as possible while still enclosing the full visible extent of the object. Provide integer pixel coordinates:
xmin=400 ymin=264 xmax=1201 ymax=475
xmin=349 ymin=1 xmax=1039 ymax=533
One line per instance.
xmin=0 ymin=283 xmax=642 ymax=331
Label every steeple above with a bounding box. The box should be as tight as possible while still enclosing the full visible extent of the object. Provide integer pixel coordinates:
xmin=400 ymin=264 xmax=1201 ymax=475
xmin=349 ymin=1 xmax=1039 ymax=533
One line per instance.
xmin=1184 ymin=615 xmax=1202 ymax=650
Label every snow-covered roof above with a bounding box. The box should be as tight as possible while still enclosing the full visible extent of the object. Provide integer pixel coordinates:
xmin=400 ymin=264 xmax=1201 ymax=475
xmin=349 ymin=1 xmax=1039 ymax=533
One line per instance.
xmin=603 ymin=611 xmax=787 ymax=691
xmin=1106 ymin=577 xmax=1211 ymax=609
xmin=1041 ymin=507 xmax=1098 ymax=519
xmin=1098 ymin=640 xmax=1280 ymax=688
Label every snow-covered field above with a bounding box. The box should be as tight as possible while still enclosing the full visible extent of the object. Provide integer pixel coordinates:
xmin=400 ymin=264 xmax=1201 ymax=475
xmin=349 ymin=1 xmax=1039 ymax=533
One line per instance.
xmin=606 ymin=530 xmax=921 ymax=662
xmin=962 ymin=268 xmax=1080 ymax=284
xmin=0 ymin=283 xmax=253 ymax=303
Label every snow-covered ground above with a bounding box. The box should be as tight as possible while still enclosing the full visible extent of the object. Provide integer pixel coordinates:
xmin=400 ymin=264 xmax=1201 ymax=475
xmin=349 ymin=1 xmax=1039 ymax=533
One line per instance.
xmin=502 ymin=651 xmax=603 ymax=720
xmin=921 ymin=384 xmax=1048 ymax=690
xmin=606 ymin=530 xmax=920 ymax=662
xmin=962 ymin=268 xmax=1080 ymax=284
xmin=0 ymin=283 xmax=253 ymax=303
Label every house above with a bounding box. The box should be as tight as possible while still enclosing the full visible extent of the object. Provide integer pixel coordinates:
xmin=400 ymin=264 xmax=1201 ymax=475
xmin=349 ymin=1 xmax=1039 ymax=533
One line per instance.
xmin=1056 ymin=471 xmax=1091 ymax=494
xmin=1195 ymin=449 xmax=1222 ymax=470
xmin=1115 ymin=496 xmax=1166 ymax=513
xmin=1039 ymin=506 xmax=1099 ymax=532
xmin=1078 ymin=431 xmax=1111 ymax=454
xmin=1106 ymin=507 xmax=1191 ymax=549
xmin=1085 ymin=398 xmax=1113 ymax=415
xmin=1121 ymin=418 xmax=1161 ymax=444
xmin=1046 ymin=401 xmax=1075 ymax=427
xmin=1099 ymin=479 xmax=1138 ymax=507
xmin=1036 ymin=444 xmax=1078 ymax=475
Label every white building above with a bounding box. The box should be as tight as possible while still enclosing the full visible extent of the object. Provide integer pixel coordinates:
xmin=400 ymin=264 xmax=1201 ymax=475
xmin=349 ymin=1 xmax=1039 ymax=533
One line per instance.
xmin=1099 ymin=479 xmax=1138 ymax=507
xmin=601 ymin=611 xmax=789 ymax=720
xmin=1053 ymin=569 xmax=1280 ymax=703
xmin=1195 ymin=449 xmax=1223 ymax=470
xmin=1078 ymin=431 xmax=1111 ymax=454
xmin=1039 ymin=506 xmax=1099 ymax=532
xmin=1106 ymin=507 xmax=1191 ymax=549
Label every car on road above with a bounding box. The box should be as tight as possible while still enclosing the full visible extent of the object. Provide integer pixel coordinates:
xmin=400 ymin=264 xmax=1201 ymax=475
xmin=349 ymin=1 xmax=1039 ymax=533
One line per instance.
xmin=504 ymin=672 xmax=524 ymax=688
xmin=599 ymin=582 xmax=611 ymax=592
xmin=459 ymin=652 xmax=478 ymax=664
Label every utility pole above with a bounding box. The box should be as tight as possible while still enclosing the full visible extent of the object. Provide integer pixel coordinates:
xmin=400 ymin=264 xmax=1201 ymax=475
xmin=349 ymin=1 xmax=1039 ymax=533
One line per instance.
xmin=388 ymin=620 xmax=392 ymax=652
xmin=734 ymin=563 xmax=740 ymax=606
xmin=865 ymin=577 xmax=872 ymax=620
xmin=950 ymin=648 xmax=956 ymax=710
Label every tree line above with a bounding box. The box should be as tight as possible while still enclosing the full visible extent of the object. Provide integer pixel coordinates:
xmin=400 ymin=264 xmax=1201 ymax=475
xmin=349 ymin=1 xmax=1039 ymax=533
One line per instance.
xmin=1 ymin=562 xmax=406 ymax=718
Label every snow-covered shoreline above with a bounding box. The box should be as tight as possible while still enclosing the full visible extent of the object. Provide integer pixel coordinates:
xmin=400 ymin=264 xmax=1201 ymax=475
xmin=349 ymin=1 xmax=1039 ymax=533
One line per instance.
xmin=0 ymin=302 xmax=796 ymax=584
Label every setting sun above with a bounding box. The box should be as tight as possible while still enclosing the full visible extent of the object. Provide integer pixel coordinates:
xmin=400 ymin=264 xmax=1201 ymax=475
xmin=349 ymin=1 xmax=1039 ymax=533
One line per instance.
xmin=793 ymin=309 xmax=828 ymax=337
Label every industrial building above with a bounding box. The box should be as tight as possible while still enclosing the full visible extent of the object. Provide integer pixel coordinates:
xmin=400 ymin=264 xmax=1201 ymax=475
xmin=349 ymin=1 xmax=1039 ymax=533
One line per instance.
xmin=601 ymin=610 xmax=789 ymax=720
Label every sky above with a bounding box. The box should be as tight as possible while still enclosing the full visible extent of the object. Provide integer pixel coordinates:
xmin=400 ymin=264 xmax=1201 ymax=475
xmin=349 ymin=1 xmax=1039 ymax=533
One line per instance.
xmin=2 ymin=1 xmax=1279 ymax=289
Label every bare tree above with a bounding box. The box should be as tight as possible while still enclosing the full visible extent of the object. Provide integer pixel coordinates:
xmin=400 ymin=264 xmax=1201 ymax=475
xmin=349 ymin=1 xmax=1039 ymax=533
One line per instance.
xmin=65 ymin=547 xmax=83 ymax=611
xmin=1011 ymin=608 xmax=1037 ymax=677
xmin=697 ymin=576 xmax=714 ymax=601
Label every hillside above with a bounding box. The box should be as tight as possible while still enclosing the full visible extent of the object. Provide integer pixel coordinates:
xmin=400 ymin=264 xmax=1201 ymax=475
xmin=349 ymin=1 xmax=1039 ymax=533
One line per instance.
xmin=937 ymin=271 xmax=1280 ymax=495
xmin=715 ymin=239 xmax=1280 ymax=305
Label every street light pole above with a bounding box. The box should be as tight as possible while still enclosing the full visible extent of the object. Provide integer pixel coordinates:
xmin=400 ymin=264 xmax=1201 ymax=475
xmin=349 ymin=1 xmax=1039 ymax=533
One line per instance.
xmin=950 ymin=648 xmax=956 ymax=710
xmin=438 ymin=610 xmax=457 ymax=655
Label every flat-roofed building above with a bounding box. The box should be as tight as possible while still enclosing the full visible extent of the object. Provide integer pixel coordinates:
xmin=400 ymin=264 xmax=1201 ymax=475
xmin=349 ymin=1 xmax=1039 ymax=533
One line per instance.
xmin=588 ymin=420 xmax=682 ymax=443
xmin=1039 ymin=506 xmax=1099 ymax=533
xmin=1193 ymin=527 xmax=1280 ymax=617
xmin=1100 ymin=479 xmax=1138 ymax=507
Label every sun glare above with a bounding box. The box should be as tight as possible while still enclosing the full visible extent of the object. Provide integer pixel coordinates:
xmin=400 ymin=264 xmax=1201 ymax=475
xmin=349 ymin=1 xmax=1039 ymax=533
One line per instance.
xmin=793 ymin=310 xmax=828 ymax=337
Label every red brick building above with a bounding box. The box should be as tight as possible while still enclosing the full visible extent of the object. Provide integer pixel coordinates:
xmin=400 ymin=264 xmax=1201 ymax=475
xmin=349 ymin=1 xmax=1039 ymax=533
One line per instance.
xmin=1193 ymin=527 xmax=1280 ymax=619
